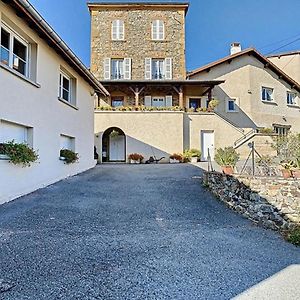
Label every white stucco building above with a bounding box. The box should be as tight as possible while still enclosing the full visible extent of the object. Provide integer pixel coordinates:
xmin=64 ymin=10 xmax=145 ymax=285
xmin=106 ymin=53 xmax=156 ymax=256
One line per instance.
xmin=0 ymin=0 xmax=109 ymax=204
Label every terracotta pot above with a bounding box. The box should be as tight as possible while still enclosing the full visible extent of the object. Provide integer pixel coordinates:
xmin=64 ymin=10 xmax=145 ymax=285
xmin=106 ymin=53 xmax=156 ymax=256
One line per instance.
xmin=282 ymin=169 xmax=292 ymax=179
xmin=292 ymin=170 xmax=300 ymax=179
xmin=222 ymin=166 xmax=233 ymax=175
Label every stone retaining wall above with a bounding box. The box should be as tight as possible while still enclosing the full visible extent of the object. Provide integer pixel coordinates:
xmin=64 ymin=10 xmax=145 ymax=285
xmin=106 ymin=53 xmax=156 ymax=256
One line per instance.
xmin=203 ymin=172 xmax=300 ymax=230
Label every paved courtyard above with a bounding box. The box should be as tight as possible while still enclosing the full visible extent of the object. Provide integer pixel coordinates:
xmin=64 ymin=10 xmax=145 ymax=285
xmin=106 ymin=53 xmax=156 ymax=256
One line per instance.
xmin=0 ymin=164 xmax=299 ymax=300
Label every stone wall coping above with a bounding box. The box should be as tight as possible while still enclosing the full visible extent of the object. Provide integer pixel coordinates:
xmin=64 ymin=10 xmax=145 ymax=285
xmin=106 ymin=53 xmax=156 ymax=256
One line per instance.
xmin=95 ymin=110 xmax=215 ymax=115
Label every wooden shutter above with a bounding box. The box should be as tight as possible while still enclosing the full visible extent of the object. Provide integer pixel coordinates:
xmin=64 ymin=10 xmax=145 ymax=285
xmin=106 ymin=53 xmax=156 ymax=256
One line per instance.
xmin=104 ymin=58 xmax=111 ymax=80
xmin=158 ymin=21 xmax=164 ymax=40
xmin=152 ymin=21 xmax=157 ymax=40
xmin=165 ymin=58 xmax=172 ymax=79
xmin=165 ymin=95 xmax=173 ymax=107
xmin=119 ymin=20 xmax=124 ymax=40
xmin=145 ymin=58 xmax=152 ymax=80
xmin=144 ymin=96 xmax=152 ymax=107
xmin=112 ymin=21 xmax=118 ymax=40
xmin=124 ymin=58 xmax=131 ymax=80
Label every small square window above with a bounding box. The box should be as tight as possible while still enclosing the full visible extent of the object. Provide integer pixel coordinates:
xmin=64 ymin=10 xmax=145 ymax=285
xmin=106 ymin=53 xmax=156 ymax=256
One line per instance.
xmin=262 ymin=87 xmax=274 ymax=102
xmin=287 ymin=92 xmax=297 ymax=106
xmin=227 ymin=98 xmax=237 ymax=112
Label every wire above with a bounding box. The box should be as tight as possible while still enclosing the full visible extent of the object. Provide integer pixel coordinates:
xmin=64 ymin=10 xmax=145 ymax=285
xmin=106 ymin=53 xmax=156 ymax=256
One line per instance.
xmin=259 ymin=32 xmax=300 ymax=50
xmin=266 ymin=37 xmax=300 ymax=55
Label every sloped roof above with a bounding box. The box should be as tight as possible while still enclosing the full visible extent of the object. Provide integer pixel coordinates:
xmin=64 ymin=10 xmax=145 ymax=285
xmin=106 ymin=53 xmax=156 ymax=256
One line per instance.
xmin=4 ymin=0 xmax=109 ymax=96
xmin=187 ymin=48 xmax=300 ymax=92
xmin=267 ymin=50 xmax=300 ymax=58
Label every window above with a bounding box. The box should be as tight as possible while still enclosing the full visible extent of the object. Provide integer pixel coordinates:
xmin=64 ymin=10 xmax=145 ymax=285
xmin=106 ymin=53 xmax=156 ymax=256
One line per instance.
xmin=145 ymin=58 xmax=172 ymax=80
xmin=227 ymin=98 xmax=238 ymax=112
xmin=273 ymin=125 xmax=290 ymax=136
xmin=112 ymin=20 xmax=124 ymax=40
xmin=59 ymin=72 xmax=71 ymax=102
xmin=189 ymin=99 xmax=201 ymax=109
xmin=287 ymin=92 xmax=297 ymax=106
xmin=152 ymin=20 xmax=164 ymax=40
xmin=104 ymin=58 xmax=131 ymax=80
xmin=152 ymin=97 xmax=165 ymax=107
xmin=111 ymin=97 xmax=124 ymax=107
xmin=60 ymin=134 xmax=75 ymax=151
xmin=152 ymin=59 xmax=165 ymax=79
xmin=1 ymin=25 xmax=28 ymax=76
xmin=0 ymin=120 xmax=31 ymax=145
xmin=111 ymin=59 xmax=124 ymax=80
xmin=262 ymin=87 xmax=274 ymax=102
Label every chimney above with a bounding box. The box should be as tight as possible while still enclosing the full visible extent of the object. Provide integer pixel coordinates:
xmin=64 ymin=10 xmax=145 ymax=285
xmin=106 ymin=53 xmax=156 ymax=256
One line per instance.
xmin=230 ymin=42 xmax=242 ymax=55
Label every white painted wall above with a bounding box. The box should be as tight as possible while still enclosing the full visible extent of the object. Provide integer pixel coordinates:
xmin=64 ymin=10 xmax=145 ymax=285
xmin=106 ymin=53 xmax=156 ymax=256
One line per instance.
xmin=0 ymin=3 xmax=96 ymax=204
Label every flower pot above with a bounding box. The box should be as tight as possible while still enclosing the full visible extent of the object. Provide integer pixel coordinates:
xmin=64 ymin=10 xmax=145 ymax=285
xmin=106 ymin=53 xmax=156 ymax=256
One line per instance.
xmin=170 ymin=159 xmax=180 ymax=164
xmin=292 ymin=170 xmax=300 ymax=179
xmin=191 ymin=157 xmax=198 ymax=163
xmin=282 ymin=169 xmax=292 ymax=179
xmin=222 ymin=166 xmax=234 ymax=175
xmin=130 ymin=159 xmax=139 ymax=164
xmin=0 ymin=154 xmax=10 ymax=160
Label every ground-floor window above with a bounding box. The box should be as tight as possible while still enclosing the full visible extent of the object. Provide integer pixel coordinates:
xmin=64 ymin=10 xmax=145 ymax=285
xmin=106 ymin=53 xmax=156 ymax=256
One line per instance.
xmin=111 ymin=96 xmax=124 ymax=107
xmin=189 ymin=98 xmax=201 ymax=109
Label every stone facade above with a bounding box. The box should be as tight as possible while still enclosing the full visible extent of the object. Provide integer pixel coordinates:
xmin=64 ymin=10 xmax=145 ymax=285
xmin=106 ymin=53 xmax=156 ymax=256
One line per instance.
xmin=203 ymin=172 xmax=300 ymax=230
xmin=89 ymin=5 xmax=186 ymax=80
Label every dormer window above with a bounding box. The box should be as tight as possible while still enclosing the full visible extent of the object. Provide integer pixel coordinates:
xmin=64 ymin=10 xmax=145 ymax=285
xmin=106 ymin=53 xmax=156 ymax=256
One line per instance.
xmin=152 ymin=20 xmax=164 ymax=41
xmin=112 ymin=20 xmax=124 ymax=40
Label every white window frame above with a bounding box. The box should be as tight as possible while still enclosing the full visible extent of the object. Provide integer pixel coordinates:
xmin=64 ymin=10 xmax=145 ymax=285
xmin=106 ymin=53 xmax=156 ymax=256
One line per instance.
xmin=152 ymin=20 xmax=165 ymax=41
xmin=226 ymin=97 xmax=238 ymax=112
xmin=152 ymin=59 xmax=165 ymax=80
xmin=112 ymin=20 xmax=124 ymax=41
xmin=1 ymin=23 xmax=29 ymax=77
xmin=59 ymin=71 xmax=71 ymax=102
xmin=262 ymin=87 xmax=274 ymax=102
xmin=287 ymin=92 xmax=297 ymax=106
xmin=151 ymin=96 xmax=165 ymax=107
xmin=111 ymin=58 xmax=124 ymax=80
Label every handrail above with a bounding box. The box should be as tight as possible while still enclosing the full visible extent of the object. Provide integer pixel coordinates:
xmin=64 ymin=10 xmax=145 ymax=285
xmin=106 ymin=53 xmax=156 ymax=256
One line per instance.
xmin=234 ymin=129 xmax=257 ymax=146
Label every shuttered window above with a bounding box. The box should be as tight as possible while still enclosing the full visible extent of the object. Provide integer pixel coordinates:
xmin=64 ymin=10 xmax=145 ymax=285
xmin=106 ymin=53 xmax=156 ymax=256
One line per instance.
xmin=145 ymin=58 xmax=172 ymax=80
xmin=152 ymin=20 xmax=164 ymax=40
xmin=112 ymin=20 xmax=124 ymax=40
xmin=105 ymin=58 xmax=131 ymax=80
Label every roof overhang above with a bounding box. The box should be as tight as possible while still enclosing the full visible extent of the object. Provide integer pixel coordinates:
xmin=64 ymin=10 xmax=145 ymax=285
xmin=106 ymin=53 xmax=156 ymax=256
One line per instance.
xmin=87 ymin=1 xmax=189 ymax=14
xmin=2 ymin=0 xmax=109 ymax=96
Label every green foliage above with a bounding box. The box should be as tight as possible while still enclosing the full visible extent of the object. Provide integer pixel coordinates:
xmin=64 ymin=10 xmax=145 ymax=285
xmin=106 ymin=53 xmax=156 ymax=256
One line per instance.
xmin=208 ymin=98 xmax=219 ymax=109
xmin=183 ymin=149 xmax=201 ymax=159
xmin=286 ymin=227 xmax=300 ymax=246
xmin=256 ymin=155 xmax=274 ymax=167
xmin=259 ymin=127 xmax=274 ymax=134
xmin=60 ymin=149 xmax=79 ymax=164
xmin=215 ymin=147 xmax=240 ymax=167
xmin=0 ymin=141 xmax=38 ymax=167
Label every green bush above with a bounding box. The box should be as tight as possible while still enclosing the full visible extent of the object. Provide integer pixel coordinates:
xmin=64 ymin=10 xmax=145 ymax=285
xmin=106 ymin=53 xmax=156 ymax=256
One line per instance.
xmin=286 ymin=227 xmax=300 ymax=246
xmin=215 ymin=147 xmax=240 ymax=167
xmin=60 ymin=149 xmax=79 ymax=164
xmin=0 ymin=141 xmax=38 ymax=167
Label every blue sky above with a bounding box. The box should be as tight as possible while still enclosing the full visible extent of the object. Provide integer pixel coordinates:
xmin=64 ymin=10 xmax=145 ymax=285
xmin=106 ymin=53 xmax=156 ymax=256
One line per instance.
xmin=30 ymin=0 xmax=300 ymax=71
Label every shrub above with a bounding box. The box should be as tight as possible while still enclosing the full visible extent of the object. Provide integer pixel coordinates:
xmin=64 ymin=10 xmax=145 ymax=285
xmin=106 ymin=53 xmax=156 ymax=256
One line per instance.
xmin=286 ymin=227 xmax=300 ymax=246
xmin=189 ymin=149 xmax=201 ymax=158
xmin=0 ymin=141 xmax=38 ymax=167
xmin=259 ymin=127 xmax=274 ymax=134
xmin=208 ymin=98 xmax=219 ymax=110
xmin=170 ymin=153 xmax=183 ymax=161
xmin=128 ymin=153 xmax=144 ymax=161
xmin=215 ymin=147 xmax=240 ymax=167
xmin=60 ymin=149 xmax=79 ymax=164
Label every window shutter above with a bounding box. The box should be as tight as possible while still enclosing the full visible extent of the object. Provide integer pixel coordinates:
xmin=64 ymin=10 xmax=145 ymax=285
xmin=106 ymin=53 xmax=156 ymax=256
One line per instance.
xmin=112 ymin=21 xmax=118 ymax=40
xmin=145 ymin=58 xmax=152 ymax=80
xmin=124 ymin=58 xmax=131 ymax=80
xmin=104 ymin=58 xmax=111 ymax=80
xmin=152 ymin=21 xmax=157 ymax=40
xmin=119 ymin=20 xmax=124 ymax=40
xmin=165 ymin=58 xmax=172 ymax=79
xmin=158 ymin=21 xmax=164 ymax=40
xmin=166 ymin=95 xmax=173 ymax=107
xmin=144 ymin=96 xmax=152 ymax=107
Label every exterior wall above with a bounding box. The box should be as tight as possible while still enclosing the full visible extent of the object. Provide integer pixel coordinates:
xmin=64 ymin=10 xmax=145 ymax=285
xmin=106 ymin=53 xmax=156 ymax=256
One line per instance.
xmin=90 ymin=6 xmax=186 ymax=80
xmin=0 ymin=3 xmax=96 ymax=204
xmin=269 ymin=54 xmax=300 ymax=84
xmin=190 ymin=55 xmax=300 ymax=132
xmin=94 ymin=111 xmax=184 ymax=162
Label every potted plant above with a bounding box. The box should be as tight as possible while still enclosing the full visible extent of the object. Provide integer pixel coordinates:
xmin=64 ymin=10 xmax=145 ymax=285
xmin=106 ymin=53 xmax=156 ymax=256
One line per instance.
xmin=292 ymin=157 xmax=300 ymax=179
xmin=281 ymin=161 xmax=295 ymax=179
xmin=169 ymin=153 xmax=182 ymax=164
xmin=60 ymin=149 xmax=79 ymax=164
xmin=0 ymin=141 xmax=38 ymax=167
xmin=128 ymin=153 xmax=144 ymax=164
xmin=215 ymin=147 xmax=240 ymax=175
xmin=189 ymin=149 xmax=201 ymax=163
xmin=208 ymin=98 xmax=219 ymax=110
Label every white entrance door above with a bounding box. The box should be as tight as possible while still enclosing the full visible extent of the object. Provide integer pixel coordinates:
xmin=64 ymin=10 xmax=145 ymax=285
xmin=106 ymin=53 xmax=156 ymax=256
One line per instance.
xmin=201 ymin=131 xmax=215 ymax=161
xmin=109 ymin=135 xmax=125 ymax=161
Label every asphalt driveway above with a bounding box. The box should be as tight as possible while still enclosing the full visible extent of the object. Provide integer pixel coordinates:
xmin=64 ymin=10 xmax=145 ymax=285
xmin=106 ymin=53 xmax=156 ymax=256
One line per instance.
xmin=0 ymin=164 xmax=299 ymax=300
